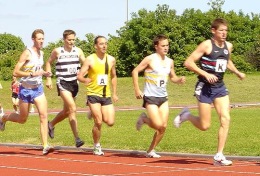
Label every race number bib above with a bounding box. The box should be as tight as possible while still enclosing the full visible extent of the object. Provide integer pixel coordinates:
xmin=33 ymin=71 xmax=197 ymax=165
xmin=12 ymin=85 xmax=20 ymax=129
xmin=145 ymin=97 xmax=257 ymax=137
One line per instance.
xmin=97 ymin=74 xmax=108 ymax=86
xmin=215 ymin=59 xmax=227 ymax=72
xmin=68 ymin=67 xmax=78 ymax=74
xmin=156 ymin=77 xmax=167 ymax=87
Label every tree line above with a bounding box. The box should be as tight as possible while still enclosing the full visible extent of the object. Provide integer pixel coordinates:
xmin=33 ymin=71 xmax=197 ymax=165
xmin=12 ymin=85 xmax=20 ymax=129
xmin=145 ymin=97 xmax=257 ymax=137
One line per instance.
xmin=1 ymin=3 xmax=260 ymax=80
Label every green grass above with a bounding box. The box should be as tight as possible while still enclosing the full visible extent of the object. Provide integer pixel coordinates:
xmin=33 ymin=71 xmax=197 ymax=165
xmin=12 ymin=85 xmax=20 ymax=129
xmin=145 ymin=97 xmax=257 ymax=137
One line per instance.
xmin=0 ymin=73 xmax=260 ymax=156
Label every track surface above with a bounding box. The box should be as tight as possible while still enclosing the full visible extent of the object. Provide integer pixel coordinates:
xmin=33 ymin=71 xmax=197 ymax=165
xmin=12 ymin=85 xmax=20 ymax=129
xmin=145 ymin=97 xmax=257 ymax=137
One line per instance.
xmin=0 ymin=145 xmax=259 ymax=176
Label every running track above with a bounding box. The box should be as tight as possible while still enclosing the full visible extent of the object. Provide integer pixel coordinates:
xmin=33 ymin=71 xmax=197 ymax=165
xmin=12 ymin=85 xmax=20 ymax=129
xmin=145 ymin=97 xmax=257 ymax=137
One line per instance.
xmin=0 ymin=144 xmax=259 ymax=176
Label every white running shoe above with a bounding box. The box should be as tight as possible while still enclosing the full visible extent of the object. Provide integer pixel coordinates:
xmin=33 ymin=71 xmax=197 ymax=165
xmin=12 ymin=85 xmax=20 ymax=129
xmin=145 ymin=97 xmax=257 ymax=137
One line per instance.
xmin=93 ymin=146 xmax=104 ymax=156
xmin=0 ymin=109 xmax=6 ymax=131
xmin=213 ymin=153 xmax=233 ymax=166
xmin=136 ymin=112 xmax=147 ymax=131
xmin=87 ymin=111 xmax=92 ymax=120
xmin=173 ymin=107 xmax=190 ymax=128
xmin=42 ymin=145 xmax=54 ymax=155
xmin=146 ymin=150 xmax=161 ymax=158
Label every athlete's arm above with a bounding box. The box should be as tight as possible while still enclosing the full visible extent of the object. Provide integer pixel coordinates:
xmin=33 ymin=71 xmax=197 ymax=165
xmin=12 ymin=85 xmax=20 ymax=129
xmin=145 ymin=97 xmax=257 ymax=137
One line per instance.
xmin=45 ymin=48 xmax=58 ymax=89
xmin=77 ymin=55 xmax=91 ymax=85
xmin=13 ymin=49 xmax=31 ymax=77
xmin=110 ymin=57 xmax=118 ymax=102
xmin=78 ymin=48 xmax=86 ymax=64
xmin=184 ymin=40 xmax=218 ymax=84
xmin=169 ymin=59 xmax=185 ymax=84
xmin=132 ymin=56 xmax=150 ymax=99
xmin=226 ymin=42 xmax=246 ymax=80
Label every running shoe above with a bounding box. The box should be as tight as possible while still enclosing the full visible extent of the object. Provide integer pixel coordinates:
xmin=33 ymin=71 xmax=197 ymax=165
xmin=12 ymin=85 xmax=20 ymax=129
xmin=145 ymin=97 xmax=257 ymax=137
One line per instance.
xmin=93 ymin=146 xmax=104 ymax=156
xmin=0 ymin=109 xmax=6 ymax=131
xmin=173 ymin=107 xmax=190 ymax=128
xmin=213 ymin=153 xmax=232 ymax=166
xmin=136 ymin=112 xmax=147 ymax=131
xmin=146 ymin=150 xmax=161 ymax=158
xmin=87 ymin=111 xmax=92 ymax=120
xmin=48 ymin=121 xmax=55 ymax=139
xmin=42 ymin=145 xmax=54 ymax=155
xmin=75 ymin=138 xmax=85 ymax=148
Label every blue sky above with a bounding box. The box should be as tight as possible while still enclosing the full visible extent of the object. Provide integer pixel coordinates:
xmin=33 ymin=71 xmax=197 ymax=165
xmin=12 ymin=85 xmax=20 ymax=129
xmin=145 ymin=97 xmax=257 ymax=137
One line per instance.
xmin=0 ymin=0 xmax=259 ymax=47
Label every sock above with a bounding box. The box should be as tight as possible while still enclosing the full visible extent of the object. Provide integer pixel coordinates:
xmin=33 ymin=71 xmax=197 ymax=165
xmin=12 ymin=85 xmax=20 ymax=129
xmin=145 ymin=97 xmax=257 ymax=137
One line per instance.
xmin=94 ymin=143 xmax=101 ymax=147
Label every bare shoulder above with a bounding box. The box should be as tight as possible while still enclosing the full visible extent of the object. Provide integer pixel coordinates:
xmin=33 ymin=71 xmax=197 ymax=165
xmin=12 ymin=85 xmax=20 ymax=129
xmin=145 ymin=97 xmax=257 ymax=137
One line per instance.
xmin=225 ymin=41 xmax=233 ymax=51
xmin=20 ymin=49 xmax=31 ymax=59
xmin=85 ymin=54 xmax=95 ymax=65
xmin=107 ymin=54 xmax=116 ymax=61
xmin=200 ymin=39 xmax=211 ymax=48
xmin=145 ymin=54 xmax=154 ymax=62
xmin=86 ymin=53 xmax=94 ymax=60
xmin=22 ymin=49 xmax=31 ymax=55
xmin=197 ymin=39 xmax=212 ymax=54
xmin=50 ymin=47 xmax=60 ymax=56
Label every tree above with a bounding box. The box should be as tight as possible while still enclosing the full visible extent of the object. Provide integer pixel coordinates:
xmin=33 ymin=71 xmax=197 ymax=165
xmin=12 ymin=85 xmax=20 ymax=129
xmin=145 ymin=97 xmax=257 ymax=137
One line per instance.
xmin=0 ymin=50 xmax=22 ymax=80
xmin=0 ymin=33 xmax=25 ymax=80
xmin=207 ymin=0 xmax=225 ymax=11
xmin=0 ymin=33 xmax=25 ymax=54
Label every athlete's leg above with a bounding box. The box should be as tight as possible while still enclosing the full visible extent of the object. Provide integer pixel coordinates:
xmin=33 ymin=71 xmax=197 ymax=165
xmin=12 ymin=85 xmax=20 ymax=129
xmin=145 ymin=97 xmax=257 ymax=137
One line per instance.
xmin=213 ymin=95 xmax=231 ymax=153
xmin=59 ymin=90 xmax=79 ymax=139
xmin=34 ymin=94 xmax=49 ymax=147
xmin=101 ymin=104 xmax=115 ymax=127
xmin=146 ymin=101 xmax=169 ymax=153
xmin=48 ymin=90 xmax=70 ymax=127
xmin=88 ymin=102 xmax=102 ymax=144
xmin=2 ymin=99 xmax=30 ymax=124
xmin=186 ymin=102 xmax=212 ymax=131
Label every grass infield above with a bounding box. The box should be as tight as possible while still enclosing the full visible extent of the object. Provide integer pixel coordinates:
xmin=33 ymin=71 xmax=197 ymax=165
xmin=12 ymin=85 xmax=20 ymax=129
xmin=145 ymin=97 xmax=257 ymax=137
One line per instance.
xmin=0 ymin=73 xmax=259 ymax=156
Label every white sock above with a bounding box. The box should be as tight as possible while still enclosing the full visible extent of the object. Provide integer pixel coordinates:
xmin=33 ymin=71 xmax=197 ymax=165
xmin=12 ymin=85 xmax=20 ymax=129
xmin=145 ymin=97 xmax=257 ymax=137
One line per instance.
xmin=94 ymin=143 xmax=101 ymax=147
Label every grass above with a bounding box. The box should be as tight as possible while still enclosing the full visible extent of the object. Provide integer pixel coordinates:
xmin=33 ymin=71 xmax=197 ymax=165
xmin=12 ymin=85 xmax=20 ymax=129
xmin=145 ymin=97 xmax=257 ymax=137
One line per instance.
xmin=0 ymin=73 xmax=260 ymax=156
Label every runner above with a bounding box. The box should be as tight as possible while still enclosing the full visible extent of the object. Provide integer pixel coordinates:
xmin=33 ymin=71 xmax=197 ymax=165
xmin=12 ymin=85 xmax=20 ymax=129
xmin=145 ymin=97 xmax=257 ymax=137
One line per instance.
xmin=46 ymin=29 xmax=85 ymax=148
xmin=0 ymin=29 xmax=53 ymax=155
xmin=174 ymin=18 xmax=246 ymax=166
xmin=77 ymin=35 xmax=118 ymax=155
xmin=132 ymin=34 xmax=185 ymax=158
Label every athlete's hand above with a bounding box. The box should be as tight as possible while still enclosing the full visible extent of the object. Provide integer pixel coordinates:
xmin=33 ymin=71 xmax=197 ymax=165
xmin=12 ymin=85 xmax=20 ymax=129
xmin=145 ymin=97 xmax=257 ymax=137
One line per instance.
xmin=45 ymin=79 xmax=52 ymax=90
xmin=43 ymin=71 xmax=52 ymax=77
xmin=205 ymin=73 xmax=218 ymax=84
xmin=83 ymin=78 xmax=92 ymax=85
xmin=178 ymin=76 xmax=186 ymax=84
xmin=237 ymin=72 xmax=246 ymax=80
xmin=113 ymin=94 xmax=119 ymax=102
xmin=135 ymin=90 xmax=144 ymax=99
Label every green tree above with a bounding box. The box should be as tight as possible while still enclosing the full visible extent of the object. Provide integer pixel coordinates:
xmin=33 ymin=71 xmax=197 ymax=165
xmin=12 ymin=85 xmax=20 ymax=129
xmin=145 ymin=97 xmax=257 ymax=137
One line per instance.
xmin=0 ymin=33 xmax=25 ymax=54
xmin=0 ymin=33 xmax=25 ymax=80
xmin=0 ymin=50 xmax=22 ymax=80
xmin=115 ymin=4 xmax=181 ymax=76
xmin=207 ymin=0 xmax=225 ymax=12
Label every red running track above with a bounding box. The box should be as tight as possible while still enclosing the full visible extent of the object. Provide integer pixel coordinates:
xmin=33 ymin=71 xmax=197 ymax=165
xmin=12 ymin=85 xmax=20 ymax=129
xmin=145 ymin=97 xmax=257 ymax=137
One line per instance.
xmin=0 ymin=145 xmax=259 ymax=176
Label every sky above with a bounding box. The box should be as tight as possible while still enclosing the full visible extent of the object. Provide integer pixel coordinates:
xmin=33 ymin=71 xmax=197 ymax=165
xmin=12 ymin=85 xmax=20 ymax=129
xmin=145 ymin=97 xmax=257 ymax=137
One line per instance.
xmin=0 ymin=0 xmax=259 ymax=47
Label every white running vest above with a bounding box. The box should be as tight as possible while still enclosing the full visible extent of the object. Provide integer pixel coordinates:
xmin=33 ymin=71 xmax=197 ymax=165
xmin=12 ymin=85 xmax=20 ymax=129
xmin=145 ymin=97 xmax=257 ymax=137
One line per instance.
xmin=20 ymin=48 xmax=43 ymax=85
xmin=143 ymin=54 xmax=171 ymax=97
